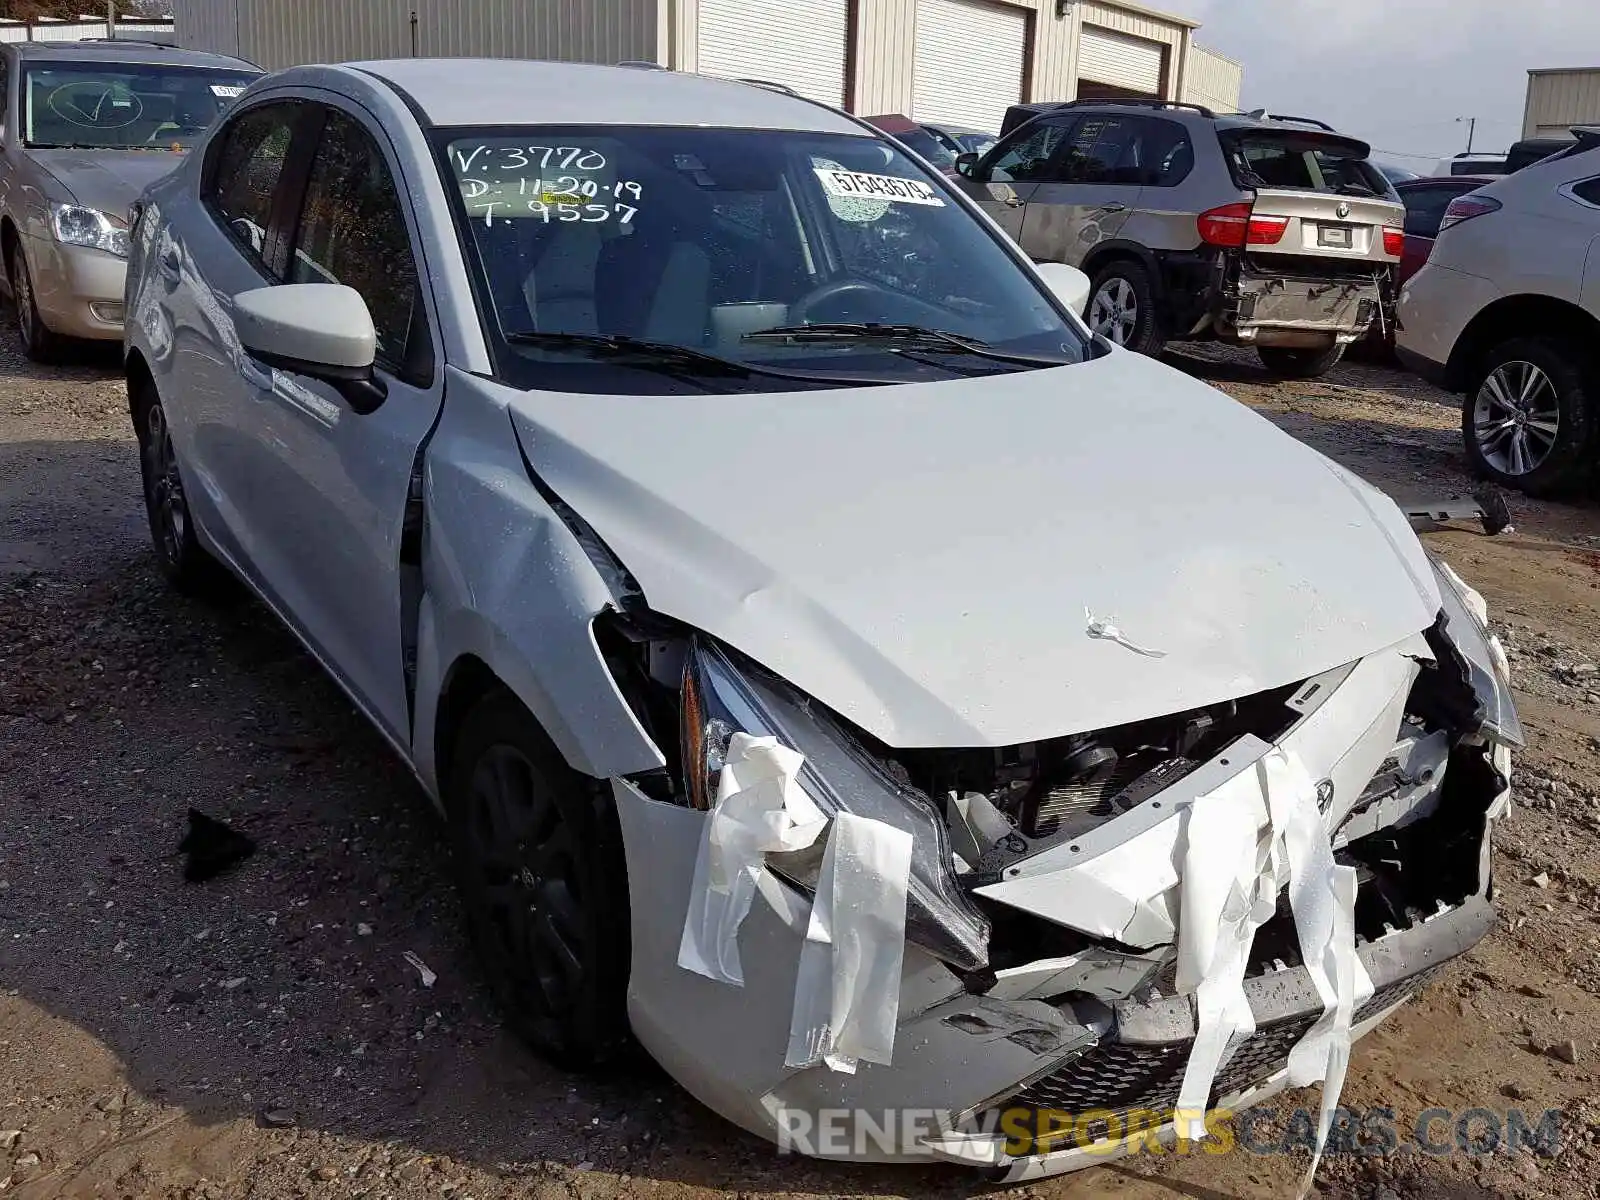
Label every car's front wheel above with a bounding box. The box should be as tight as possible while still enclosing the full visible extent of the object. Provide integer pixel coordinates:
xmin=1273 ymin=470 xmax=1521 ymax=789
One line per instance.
xmin=9 ymin=246 xmax=63 ymax=364
xmin=1087 ymin=261 xmax=1167 ymax=357
xmin=135 ymin=379 xmax=228 ymax=594
xmin=1464 ymin=336 xmax=1596 ymax=496
xmin=446 ymin=691 xmax=632 ymax=1069
xmin=1257 ymin=343 xmax=1346 ymax=378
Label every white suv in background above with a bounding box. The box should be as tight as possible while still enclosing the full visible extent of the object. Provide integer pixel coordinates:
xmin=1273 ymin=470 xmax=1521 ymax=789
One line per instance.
xmin=1397 ymin=129 xmax=1600 ymax=495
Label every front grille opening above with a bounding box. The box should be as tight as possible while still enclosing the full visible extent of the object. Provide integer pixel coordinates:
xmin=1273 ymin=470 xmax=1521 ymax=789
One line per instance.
xmin=996 ymin=968 xmax=1443 ymax=1145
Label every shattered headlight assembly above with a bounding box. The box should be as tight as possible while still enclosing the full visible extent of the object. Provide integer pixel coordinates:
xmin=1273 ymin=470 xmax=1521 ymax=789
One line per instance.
xmin=51 ymin=204 xmax=132 ymax=258
xmin=1429 ymin=556 xmax=1523 ymax=748
xmin=680 ymin=638 xmax=991 ymax=971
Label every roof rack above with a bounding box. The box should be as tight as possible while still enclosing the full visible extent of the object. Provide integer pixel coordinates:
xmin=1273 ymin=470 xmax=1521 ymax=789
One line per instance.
xmin=1266 ymin=113 xmax=1336 ymax=132
xmin=64 ymin=37 xmax=176 ymax=47
xmin=736 ymin=76 xmax=799 ymax=97
xmin=1050 ymin=97 xmax=1216 ymax=119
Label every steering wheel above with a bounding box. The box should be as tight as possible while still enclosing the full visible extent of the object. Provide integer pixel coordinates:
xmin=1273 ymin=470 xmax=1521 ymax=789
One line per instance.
xmin=788 ymin=279 xmax=898 ymax=326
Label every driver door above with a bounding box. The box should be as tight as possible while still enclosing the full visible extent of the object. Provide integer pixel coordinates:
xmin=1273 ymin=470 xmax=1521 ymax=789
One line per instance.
xmin=956 ymin=116 xmax=1078 ymax=243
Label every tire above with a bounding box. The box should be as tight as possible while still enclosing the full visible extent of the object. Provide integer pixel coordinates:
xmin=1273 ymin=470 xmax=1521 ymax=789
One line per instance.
xmin=9 ymin=245 xmax=64 ymax=364
xmin=1257 ymin=343 xmax=1347 ymax=379
xmin=446 ymin=691 xmax=632 ymax=1069
xmin=1086 ymin=261 xmax=1167 ymax=357
xmin=1463 ymin=336 xmax=1596 ymax=497
xmin=133 ymin=377 xmax=230 ymax=595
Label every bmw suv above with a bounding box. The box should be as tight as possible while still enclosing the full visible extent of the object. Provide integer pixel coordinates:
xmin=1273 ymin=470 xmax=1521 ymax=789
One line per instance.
xmin=956 ymin=101 xmax=1405 ymax=378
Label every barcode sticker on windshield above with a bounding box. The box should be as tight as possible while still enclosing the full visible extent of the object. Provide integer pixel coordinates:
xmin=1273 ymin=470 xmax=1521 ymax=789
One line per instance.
xmin=812 ymin=168 xmax=945 ymax=207
xmin=211 ymin=85 xmax=246 ymax=98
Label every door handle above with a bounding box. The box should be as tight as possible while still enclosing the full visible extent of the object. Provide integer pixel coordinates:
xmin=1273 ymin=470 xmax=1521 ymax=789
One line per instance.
xmin=1095 ymin=202 xmax=1128 ymax=214
xmin=1003 ymin=196 xmax=1025 ymax=208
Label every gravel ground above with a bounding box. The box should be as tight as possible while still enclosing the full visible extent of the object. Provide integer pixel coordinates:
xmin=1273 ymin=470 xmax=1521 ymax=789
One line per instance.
xmin=4 ymin=332 xmax=1600 ymax=1200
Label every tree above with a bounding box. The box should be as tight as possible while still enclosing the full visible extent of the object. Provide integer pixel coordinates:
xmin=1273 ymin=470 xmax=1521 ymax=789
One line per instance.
xmin=0 ymin=1 xmax=170 ymax=18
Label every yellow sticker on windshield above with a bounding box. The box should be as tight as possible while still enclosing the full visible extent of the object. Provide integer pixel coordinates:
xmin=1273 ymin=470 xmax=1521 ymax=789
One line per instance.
xmin=541 ymin=192 xmax=583 ymax=205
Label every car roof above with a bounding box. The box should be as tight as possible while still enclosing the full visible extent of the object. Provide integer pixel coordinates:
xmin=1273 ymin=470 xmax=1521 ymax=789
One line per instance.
xmin=347 ymin=59 xmax=867 ymax=135
xmin=12 ymin=39 xmax=258 ymax=72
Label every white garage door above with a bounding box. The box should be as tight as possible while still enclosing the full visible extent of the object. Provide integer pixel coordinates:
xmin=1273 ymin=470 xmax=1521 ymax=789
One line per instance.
xmin=1078 ymin=25 xmax=1164 ymax=96
xmin=697 ymin=0 xmax=849 ymax=106
xmin=912 ymin=0 xmax=1027 ymax=134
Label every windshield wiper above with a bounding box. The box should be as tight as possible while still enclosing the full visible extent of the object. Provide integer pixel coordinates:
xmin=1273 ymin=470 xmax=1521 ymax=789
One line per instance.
xmin=743 ymin=323 xmax=1070 ymax=368
xmin=501 ymin=330 xmax=881 ymax=386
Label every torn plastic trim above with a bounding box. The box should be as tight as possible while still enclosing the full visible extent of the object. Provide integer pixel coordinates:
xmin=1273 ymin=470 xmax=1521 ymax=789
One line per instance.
xmin=1427 ymin=557 xmax=1523 ymax=748
xmin=682 ymin=637 xmax=991 ymax=971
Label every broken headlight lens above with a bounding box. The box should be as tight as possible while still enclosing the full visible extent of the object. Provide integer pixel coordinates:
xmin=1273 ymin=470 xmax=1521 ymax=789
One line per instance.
xmin=680 ymin=638 xmax=991 ymax=970
xmin=1430 ymin=557 xmax=1524 ymax=747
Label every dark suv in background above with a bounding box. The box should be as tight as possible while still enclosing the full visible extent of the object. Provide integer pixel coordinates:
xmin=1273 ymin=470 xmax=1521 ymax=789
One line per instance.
xmin=956 ymin=100 xmax=1405 ymax=378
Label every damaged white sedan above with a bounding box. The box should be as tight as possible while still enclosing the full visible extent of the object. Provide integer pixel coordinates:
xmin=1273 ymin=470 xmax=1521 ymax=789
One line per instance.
xmin=123 ymin=58 xmax=1521 ymax=1182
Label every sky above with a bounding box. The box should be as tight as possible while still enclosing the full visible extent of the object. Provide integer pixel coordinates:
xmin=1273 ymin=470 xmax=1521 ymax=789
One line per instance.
xmin=1184 ymin=0 xmax=1600 ymax=169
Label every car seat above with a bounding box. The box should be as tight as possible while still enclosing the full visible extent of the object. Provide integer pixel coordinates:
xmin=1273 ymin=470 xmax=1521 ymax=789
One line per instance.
xmin=593 ymin=216 xmax=711 ymax=345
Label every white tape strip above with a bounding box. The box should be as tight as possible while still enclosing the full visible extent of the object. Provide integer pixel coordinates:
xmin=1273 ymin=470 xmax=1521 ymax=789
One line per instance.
xmin=1173 ymin=746 xmax=1372 ymax=1193
xmin=785 ymin=812 xmax=914 ymax=1074
xmin=677 ymin=734 xmax=828 ymax=985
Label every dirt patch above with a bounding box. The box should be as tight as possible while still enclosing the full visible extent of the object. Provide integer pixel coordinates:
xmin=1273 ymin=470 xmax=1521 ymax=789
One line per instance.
xmin=4 ymin=338 xmax=1600 ymax=1200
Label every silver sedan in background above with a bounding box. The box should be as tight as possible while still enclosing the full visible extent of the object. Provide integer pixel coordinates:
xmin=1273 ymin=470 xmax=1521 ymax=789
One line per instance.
xmin=0 ymin=38 xmax=258 ymax=360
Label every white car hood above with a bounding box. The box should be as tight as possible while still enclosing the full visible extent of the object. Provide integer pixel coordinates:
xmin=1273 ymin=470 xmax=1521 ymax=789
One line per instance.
xmin=502 ymin=348 xmax=1441 ymax=748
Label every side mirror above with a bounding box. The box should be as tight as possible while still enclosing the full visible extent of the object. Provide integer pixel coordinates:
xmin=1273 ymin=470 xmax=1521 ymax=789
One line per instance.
xmin=233 ymin=283 xmax=388 ymax=414
xmin=955 ymin=151 xmax=980 ymax=179
xmin=1033 ymin=261 xmax=1092 ymax=318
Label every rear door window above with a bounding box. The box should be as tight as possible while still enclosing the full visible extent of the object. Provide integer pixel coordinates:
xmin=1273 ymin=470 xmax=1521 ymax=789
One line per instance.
xmin=1057 ymin=115 xmax=1140 ymax=184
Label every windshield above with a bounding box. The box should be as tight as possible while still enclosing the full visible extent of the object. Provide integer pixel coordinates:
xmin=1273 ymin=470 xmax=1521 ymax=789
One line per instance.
xmin=894 ymin=126 xmax=958 ymax=168
xmin=442 ymin=125 xmax=1087 ymax=393
xmin=23 ymin=61 xmax=257 ymax=150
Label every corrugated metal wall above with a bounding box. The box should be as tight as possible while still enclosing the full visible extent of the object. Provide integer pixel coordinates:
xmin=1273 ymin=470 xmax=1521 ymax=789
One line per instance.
xmin=177 ymin=0 xmax=656 ymax=71
xmin=1183 ymin=42 xmax=1241 ymax=113
xmin=1524 ymin=70 xmax=1600 ymax=139
xmin=852 ymin=0 xmax=916 ymax=114
xmin=421 ymin=0 xmax=655 ymax=64
xmin=173 ymin=0 xmax=241 ymax=58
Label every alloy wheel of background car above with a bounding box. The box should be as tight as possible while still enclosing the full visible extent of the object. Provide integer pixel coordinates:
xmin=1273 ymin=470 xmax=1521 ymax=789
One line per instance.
xmin=1464 ymin=336 xmax=1596 ymax=496
xmin=447 ymin=692 xmax=631 ymax=1070
xmin=9 ymin=250 xmax=62 ymax=364
xmin=1087 ymin=262 xmax=1166 ymax=357
xmin=1089 ymin=278 xmax=1138 ymax=345
xmin=1257 ymin=343 xmax=1347 ymax=379
xmin=1473 ymin=361 xmax=1559 ymax=476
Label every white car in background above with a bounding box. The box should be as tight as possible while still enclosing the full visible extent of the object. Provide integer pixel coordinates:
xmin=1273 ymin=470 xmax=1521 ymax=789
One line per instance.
xmin=1398 ymin=128 xmax=1600 ymax=495
xmin=124 ymin=57 xmax=1517 ymax=1181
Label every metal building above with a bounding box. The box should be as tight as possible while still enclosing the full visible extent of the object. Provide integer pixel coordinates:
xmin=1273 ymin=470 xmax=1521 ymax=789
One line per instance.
xmin=173 ymin=0 xmax=1241 ymax=133
xmin=1524 ymin=67 xmax=1600 ymax=139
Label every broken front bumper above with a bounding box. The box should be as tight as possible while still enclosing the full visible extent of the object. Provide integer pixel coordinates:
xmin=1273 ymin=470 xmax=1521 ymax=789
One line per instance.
xmin=608 ymin=681 xmax=1497 ymax=1177
xmin=973 ymin=893 xmax=1495 ymax=1180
